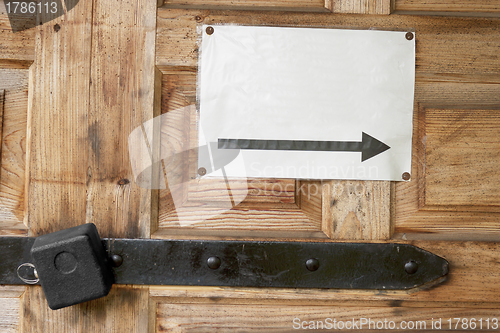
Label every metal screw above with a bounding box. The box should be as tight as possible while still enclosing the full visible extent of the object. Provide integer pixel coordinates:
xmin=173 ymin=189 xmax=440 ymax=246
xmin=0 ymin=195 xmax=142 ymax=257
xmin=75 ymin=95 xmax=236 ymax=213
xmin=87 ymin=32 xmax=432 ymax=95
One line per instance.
xmin=198 ymin=167 xmax=207 ymax=176
xmin=111 ymin=254 xmax=123 ymax=267
xmin=405 ymin=32 xmax=414 ymax=41
xmin=305 ymin=258 xmax=320 ymax=271
xmin=207 ymin=256 xmax=221 ymax=269
xmin=405 ymin=260 xmax=418 ymax=274
xmin=402 ymin=172 xmax=411 ymax=181
xmin=206 ymin=26 xmax=214 ymax=35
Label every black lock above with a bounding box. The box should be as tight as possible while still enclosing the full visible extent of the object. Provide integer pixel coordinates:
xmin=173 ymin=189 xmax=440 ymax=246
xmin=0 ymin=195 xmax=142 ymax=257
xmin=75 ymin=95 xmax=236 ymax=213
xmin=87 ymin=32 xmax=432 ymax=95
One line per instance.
xmin=30 ymin=223 xmax=114 ymax=310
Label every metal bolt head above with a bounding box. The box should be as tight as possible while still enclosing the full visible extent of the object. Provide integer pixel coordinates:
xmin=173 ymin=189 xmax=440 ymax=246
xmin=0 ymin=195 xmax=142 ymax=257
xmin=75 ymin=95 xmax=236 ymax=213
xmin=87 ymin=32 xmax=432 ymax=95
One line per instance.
xmin=111 ymin=254 xmax=123 ymax=267
xmin=206 ymin=26 xmax=214 ymax=35
xmin=305 ymin=258 xmax=320 ymax=271
xmin=402 ymin=172 xmax=411 ymax=181
xmin=405 ymin=260 xmax=418 ymax=274
xmin=207 ymin=256 xmax=221 ymax=269
xmin=198 ymin=167 xmax=207 ymax=176
xmin=405 ymin=32 xmax=414 ymax=41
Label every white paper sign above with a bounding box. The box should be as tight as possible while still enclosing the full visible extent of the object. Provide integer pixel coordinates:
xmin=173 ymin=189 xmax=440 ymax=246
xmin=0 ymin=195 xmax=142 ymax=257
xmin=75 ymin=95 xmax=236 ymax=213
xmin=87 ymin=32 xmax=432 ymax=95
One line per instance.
xmin=199 ymin=25 xmax=415 ymax=181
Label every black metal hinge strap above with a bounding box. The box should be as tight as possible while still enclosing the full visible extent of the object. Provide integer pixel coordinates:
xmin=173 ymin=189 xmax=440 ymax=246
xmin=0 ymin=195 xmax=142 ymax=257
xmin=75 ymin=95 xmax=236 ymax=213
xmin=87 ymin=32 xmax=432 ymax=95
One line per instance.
xmin=0 ymin=237 xmax=448 ymax=290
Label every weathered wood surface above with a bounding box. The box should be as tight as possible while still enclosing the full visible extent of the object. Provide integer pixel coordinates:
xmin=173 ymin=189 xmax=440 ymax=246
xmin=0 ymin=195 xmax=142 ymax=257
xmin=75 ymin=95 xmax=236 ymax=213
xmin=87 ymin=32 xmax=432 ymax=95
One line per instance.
xmin=328 ymin=0 xmax=391 ymax=14
xmin=161 ymin=0 xmax=329 ymax=12
xmin=21 ymin=0 xmax=157 ymax=331
xmin=160 ymin=0 xmax=392 ymax=14
xmin=395 ymin=0 xmax=500 ymax=15
xmin=325 ymin=180 xmax=391 ymax=240
xmin=0 ymin=70 xmax=29 ymax=236
xmin=154 ymin=303 xmax=498 ymax=331
xmin=0 ymin=5 xmax=35 ymax=62
xmin=422 ymin=107 xmax=500 ymax=210
xmin=395 ymin=83 xmax=500 ymax=240
xmin=0 ymin=1 xmax=498 ymax=331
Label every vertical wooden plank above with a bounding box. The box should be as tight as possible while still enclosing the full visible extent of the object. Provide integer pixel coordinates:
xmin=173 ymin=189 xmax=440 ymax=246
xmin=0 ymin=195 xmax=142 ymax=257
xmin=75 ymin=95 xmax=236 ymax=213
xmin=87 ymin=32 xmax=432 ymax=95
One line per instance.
xmin=27 ymin=0 xmax=92 ymax=235
xmin=23 ymin=0 xmax=157 ymax=331
xmin=325 ymin=180 xmax=391 ymax=240
xmin=87 ymin=0 xmax=157 ymax=239
xmin=0 ymin=90 xmax=4 ymax=160
xmin=0 ymin=286 xmax=23 ymax=333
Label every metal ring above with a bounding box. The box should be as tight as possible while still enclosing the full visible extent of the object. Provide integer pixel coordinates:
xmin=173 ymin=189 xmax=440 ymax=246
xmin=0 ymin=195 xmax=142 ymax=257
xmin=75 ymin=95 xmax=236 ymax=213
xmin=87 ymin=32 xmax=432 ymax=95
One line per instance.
xmin=16 ymin=263 xmax=39 ymax=284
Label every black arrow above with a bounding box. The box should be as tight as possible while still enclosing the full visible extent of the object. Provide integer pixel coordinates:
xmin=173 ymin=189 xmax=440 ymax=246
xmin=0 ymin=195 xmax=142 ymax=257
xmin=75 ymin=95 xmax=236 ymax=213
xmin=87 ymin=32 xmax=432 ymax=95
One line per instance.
xmin=218 ymin=132 xmax=390 ymax=162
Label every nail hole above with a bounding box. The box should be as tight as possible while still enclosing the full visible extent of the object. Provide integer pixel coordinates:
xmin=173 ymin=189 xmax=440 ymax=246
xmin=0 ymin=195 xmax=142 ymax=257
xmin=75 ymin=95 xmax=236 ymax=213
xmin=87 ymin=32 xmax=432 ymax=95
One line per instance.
xmin=117 ymin=179 xmax=130 ymax=185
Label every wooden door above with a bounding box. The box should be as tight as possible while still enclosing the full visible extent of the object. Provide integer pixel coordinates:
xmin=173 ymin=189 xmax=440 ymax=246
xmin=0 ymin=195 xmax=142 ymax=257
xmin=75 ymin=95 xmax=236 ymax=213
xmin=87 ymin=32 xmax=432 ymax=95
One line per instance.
xmin=1 ymin=0 xmax=500 ymax=331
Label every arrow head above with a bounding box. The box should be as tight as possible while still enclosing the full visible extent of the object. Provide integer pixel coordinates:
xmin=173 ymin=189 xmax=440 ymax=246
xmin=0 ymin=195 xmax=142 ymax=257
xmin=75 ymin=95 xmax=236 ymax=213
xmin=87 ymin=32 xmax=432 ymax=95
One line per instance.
xmin=361 ymin=132 xmax=390 ymax=162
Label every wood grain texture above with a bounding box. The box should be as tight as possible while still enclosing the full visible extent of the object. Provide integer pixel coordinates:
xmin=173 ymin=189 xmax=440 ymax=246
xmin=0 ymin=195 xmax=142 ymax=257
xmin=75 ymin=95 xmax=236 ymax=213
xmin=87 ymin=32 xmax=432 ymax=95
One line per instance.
xmin=0 ymin=76 xmax=28 ymax=235
xmin=395 ymin=82 xmax=500 ymax=240
xmin=0 ymin=298 xmax=19 ymax=333
xmin=423 ymin=107 xmax=500 ymax=210
xmin=324 ymin=180 xmax=391 ymax=240
xmin=156 ymin=10 xmax=500 ymax=77
xmin=327 ymin=0 xmax=392 ymax=14
xmin=0 ymin=90 xmax=3 ymax=170
xmin=86 ymin=0 xmax=157 ymax=238
xmin=20 ymin=286 xmax=150 ymax=333
xmin=395 ymin=0 xmax=500 ymax=15
xmin=27 ymin=0 xmax=92 ymax=235
xmin=0 ymin=286 xmax=24 ymax=333
xmin=155 ymin=303 xmax=498 ymax=332
xmin=0 ymin=4 xmax=35 ymax=61
xmin=150 ymin=241 xmax=500 ymax=307
xmin=22 ymin=0 xmax=156 ymax=331
xmin=161 ymin=0 xmax=329 ymax=12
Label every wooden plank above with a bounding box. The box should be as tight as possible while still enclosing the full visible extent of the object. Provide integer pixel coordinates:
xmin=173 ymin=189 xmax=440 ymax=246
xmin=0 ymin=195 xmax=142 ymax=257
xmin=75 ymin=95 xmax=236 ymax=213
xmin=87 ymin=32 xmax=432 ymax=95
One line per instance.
xmin=0 ymin=298 xmax=20 ymax=333
xmin=150 ymin=241 xmax=500 ymax=307
xmin=0 ymin=286 xmax=24 ymax=333
xmin=155 ymin=302 xmax=498 ymax=331
xmin=161 ymin=0 xmax=330 ymax=12
xmin=394 ymin=0 xmax=500 ymax=16
xmin=0 ymin=8 xmax=35 ymax=61
xmin=0 ymin=89 xmax=3 ymax=169
xmin=324 ymin=180 xmax=391 ymax=240
xmin=86 ymin=0 xmax=157 ymax=238
xmin=22 ymin=0 xmax=156 ymax=331
xmin=327 ymin=0 xmax=392 ymax=14
xmin=0 ymin=83 xmax=29 ymax=235
xmin=423 ymin=107 xmax=500 ymax=210
xmin=27 ymin=2 xmax=92 ymax=235
xmin=395 ymin=81 xmax=500 ymax=240
xmin=156 ymin=10 xmax=500 ymax=79
xmin=20 ymin=285 xmax=149 ymax=333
